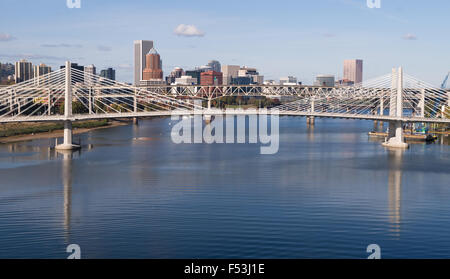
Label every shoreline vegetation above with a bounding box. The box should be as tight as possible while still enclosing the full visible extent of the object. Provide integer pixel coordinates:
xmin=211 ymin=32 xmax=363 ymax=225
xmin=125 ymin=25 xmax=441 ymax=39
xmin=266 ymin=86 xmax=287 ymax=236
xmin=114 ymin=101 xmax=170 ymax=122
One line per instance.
xmin=0 ymin=119 xmax=129 ymax=144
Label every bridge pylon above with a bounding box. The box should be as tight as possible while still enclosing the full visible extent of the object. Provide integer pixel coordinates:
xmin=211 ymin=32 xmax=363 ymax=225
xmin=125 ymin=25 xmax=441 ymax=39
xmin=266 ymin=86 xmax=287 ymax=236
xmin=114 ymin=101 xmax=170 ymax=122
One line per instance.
xmin=382 ymin=67 xmax=409 ymax=149
xmin=56 ymin=61 xmax=80 ymax=151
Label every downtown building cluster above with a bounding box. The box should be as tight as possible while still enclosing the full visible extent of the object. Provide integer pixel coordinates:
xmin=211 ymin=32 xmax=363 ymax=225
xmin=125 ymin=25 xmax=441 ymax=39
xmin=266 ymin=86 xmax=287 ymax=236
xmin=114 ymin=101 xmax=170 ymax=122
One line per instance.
xmin=1 ymin=40 xmax=363 ymax=88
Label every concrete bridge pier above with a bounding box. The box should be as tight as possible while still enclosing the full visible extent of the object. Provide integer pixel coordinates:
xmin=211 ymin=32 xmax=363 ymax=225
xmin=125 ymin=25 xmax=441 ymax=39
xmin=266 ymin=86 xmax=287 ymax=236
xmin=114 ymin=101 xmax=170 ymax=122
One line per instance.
xmin=382 ymin=121 xmax=408 ymax=149
xmin=56 ymin=61 xmax=80 ymax=151
xmin=56 ymin=120 xmax=80 ymax=150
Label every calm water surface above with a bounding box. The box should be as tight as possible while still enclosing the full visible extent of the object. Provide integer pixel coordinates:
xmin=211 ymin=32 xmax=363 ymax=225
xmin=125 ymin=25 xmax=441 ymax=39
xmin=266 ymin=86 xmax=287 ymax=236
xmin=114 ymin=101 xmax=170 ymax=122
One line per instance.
xmin=0 ymin=117 xmax=449 ymax=258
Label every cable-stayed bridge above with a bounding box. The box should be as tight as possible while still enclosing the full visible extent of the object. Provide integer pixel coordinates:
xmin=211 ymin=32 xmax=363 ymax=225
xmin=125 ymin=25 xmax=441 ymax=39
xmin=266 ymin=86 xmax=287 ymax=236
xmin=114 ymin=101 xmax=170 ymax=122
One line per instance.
xmin=0 ymin=62 xmax=449 ymax=149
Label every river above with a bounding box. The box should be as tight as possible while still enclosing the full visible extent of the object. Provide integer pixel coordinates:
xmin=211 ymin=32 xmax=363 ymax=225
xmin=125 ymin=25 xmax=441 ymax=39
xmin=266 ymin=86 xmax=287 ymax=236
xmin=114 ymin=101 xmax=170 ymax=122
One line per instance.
xmin=0 ymin=117 xmax=449 ymax=258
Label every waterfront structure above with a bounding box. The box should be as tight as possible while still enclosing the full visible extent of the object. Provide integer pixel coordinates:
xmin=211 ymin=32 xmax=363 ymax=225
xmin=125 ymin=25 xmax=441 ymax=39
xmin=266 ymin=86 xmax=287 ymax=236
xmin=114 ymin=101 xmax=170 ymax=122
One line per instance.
xmin=314 ymin=75 xmax=335 ymax=87
xmin=134 ymin=40 xmax=154 ymax=85
xmin=222 ymin=65 xmax=240 ymax=85
xmin=142 ymin=47 xmax=163 ymax=81
xmin=280 ymin=76 xmax=297 ymax=85
xmin=207 ymin=60 xmax=221 ymax=72
xmin=100 ymin=68 xmax=116 ymax=80
xmin=15 ymin=59 xmax=33 ymax=83
xmin=344 ymin=59 xmax=363 ymax=84
xmin=200 ymin=70 xmax=223 ymax=86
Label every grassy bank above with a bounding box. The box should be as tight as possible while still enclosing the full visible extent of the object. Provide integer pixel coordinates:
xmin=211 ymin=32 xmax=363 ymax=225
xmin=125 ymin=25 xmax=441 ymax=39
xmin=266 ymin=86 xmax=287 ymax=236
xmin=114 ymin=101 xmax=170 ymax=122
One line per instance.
xmin=0 ymin=119 xmax=109 ymax=138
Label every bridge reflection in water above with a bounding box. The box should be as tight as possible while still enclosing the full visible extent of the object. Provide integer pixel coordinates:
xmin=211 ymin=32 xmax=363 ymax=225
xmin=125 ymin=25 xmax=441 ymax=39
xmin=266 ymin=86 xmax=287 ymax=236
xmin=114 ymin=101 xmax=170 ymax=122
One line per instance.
xmin=387 ymin=149 xmax=404 ymax=236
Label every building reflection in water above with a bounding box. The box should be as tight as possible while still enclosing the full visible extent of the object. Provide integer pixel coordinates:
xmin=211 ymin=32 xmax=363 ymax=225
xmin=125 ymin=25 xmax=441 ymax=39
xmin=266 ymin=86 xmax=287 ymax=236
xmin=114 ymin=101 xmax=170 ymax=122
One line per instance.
xmin=387 ymin=149 xmax=404 ymax=235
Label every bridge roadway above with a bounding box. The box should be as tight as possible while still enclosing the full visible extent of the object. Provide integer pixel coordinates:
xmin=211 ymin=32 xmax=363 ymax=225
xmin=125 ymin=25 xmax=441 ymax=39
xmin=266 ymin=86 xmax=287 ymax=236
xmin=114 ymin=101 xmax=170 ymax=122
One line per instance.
xmin=1 ymin=109 xmax=449 ymax=124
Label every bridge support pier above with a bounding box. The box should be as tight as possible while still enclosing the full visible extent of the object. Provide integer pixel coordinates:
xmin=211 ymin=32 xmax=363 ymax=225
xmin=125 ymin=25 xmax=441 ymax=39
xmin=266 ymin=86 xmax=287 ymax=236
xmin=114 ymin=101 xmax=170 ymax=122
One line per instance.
xmin=56 ymin=120 xmax=80 ymax=150
xmin=382 ymin=121 xmax=408 ymax=149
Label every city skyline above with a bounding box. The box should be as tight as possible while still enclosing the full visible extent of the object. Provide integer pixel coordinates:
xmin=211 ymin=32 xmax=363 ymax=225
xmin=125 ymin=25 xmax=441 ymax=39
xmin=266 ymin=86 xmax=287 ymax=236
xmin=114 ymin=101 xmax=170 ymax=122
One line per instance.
xmin=0 ymin=0 xmax=449 ymax=86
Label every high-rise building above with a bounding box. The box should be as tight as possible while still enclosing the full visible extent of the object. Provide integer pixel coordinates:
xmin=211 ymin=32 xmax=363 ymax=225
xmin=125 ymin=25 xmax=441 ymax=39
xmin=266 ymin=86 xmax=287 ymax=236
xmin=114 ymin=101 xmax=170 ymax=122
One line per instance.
xmin=84 ymin=65 xmax=96 ymax=85
xmin=100 ymin=68 xmax=116 ymax=80
xmin=343 ymin=59 xmax=363 ymax=84
xmin=221 ymin=65 xmax=240 ymax=85
xmin=33 ymin=64 xmax=52 ymax=85
xmin=84 ymin=65 xmax=96 ymax=76
xmin=33 ymin=64 xmax=52 ymax=78
xmin=314 ymin=75 xmax=335 ymax=87
xmin=142 ymin=47 xmax=163 ymax=81
xmin=200 ymin=71 xmax=223 ymax=86
xmin=207 ymin=60 xmax=221 ymax=72
xmin=15 ymin=59 xmax=33 ymax=83
xmin=134 ymin=40 xmax=154 ymax=85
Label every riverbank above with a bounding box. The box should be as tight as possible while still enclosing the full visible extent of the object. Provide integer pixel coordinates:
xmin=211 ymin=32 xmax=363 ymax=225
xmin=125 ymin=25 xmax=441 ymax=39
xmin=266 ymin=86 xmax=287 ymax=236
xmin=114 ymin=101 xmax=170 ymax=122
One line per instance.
xmin=0 ymin=119 xmax=130 ymax=144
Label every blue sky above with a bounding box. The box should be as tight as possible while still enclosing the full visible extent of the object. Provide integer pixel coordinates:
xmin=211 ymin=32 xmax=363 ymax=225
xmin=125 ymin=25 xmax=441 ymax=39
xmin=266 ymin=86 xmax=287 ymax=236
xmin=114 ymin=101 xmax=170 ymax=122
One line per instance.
xmin=0 ymin=0 xmax=449 ymax=85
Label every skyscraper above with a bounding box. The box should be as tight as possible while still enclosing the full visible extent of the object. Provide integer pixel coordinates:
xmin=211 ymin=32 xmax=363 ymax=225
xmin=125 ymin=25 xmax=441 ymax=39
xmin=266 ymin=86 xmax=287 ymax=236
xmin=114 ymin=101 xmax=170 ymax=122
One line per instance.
xmin=15 ymin=59 xmax=33 ymax=83
xmin=33 ymin=64 xmax=51 ymax=78
xmin=100 ymin=68 xmax=116 ymax=80
xmin=221 ymin=65 xmax=240 ymax=85
xmin=343 ymin=59 xmax=363 ymax=84
xmin=134 ymin=40 xmax=154 ymax=85
xmin=33 ymin=63 xmax=52 ymax=85
xmin=142 ymin=47 xmax=163 ymax=80
xmin=84 ymin=65 xmax=96 ymax=85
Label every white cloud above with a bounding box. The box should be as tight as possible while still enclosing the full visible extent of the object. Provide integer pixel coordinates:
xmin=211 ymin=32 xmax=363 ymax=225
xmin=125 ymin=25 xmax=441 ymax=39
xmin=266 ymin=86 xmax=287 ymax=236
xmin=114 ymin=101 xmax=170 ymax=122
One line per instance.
xmin=403 ymin=33 xmax=417 ymax=40
xmin=174 ymin=24 xmax=205 ymax=37
xmin=41 ymin=43 xmax=82 ymax=48
xmin=0 ymin=33 xmax=16 ymax=42
xmin=98 ymin=45 xmax=112 ymax=51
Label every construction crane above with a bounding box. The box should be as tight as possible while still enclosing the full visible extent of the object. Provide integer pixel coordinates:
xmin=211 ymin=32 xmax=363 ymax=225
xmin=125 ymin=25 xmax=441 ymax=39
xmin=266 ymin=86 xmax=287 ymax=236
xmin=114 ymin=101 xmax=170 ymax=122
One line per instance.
xmin=442 ymin=72 xmax=449 ymax=89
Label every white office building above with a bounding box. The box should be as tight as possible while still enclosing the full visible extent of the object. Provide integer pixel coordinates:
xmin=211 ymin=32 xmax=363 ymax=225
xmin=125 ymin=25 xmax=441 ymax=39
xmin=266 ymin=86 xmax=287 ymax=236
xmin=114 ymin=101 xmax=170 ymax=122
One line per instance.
xmin=134 ymin=40 xmax=154 ymax=85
